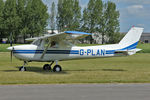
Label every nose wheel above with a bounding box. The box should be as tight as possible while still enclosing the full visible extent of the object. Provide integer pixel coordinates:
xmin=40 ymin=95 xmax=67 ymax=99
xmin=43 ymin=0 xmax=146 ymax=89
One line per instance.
xmin=19 ymin=61 xmax=27 ymax=71
xmin=19 ymin=66 xmax=27 ymax=71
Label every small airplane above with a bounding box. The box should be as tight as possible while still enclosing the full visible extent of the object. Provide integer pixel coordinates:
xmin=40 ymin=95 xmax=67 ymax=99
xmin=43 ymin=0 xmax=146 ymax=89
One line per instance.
xmin=7 ymin=27 xmax=144 ymax=72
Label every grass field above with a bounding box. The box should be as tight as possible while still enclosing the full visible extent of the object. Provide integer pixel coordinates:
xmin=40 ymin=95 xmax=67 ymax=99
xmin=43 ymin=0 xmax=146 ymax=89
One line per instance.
xmin=0 ymin=52 xmax=150 ymax=84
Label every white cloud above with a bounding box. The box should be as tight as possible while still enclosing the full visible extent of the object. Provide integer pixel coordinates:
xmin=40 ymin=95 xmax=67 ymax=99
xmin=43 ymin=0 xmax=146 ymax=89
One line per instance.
xmin=125 ymin=5 xmax=150 ymax=18
xmin=114 ymin=0 xmax=150 ymax=4
xmin=128 ymin=5 xmax=143 ymax=9
xmin=127 ymin=5 xmax=143 ymax=15
xmin=136 ymin=24 xmax=144 ymax=27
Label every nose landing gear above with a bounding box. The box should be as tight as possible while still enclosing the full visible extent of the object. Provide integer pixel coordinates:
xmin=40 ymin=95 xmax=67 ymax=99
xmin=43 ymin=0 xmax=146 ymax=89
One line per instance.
xmin=19 ymin=61 xmax=27 ymax=71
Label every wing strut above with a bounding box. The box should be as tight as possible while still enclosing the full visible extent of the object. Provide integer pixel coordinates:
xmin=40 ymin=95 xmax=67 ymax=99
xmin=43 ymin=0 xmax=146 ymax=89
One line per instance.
xmin=41 ymin=40 xmax=51 ymax=59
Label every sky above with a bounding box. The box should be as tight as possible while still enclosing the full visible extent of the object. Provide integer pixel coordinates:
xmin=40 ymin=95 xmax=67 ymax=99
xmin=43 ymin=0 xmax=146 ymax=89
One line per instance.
xmin=43 ymin=0 xmax=150 ymax=32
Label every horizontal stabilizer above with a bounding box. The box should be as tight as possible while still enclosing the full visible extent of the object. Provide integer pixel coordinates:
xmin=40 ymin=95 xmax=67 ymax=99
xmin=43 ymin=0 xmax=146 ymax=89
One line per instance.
xmin=115 ymin=48 xmax=142 ymax=56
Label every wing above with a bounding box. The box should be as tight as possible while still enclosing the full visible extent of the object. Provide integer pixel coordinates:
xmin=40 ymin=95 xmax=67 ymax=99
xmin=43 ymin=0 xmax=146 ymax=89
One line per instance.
xmin=25 ymin=32 xmax=66 ymax=42
xmin=29 ymin=31 xmax=92 ymax=59
xmin=26 ymin=31 xmax=92 ymax=42
xmin=40 ymin=31 xmax=92 ymax=41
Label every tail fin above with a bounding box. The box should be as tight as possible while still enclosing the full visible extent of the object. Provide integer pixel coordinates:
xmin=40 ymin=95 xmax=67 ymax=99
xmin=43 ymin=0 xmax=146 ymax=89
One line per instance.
xmin=119 ymin=27 xmax=144 ymax=49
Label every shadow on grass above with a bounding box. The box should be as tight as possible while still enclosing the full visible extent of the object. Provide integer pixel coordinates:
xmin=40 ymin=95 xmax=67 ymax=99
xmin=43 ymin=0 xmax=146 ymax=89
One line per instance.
xmin=65 ymin=69 xmax=102 ymax=72
xmin=2 ymin=67 xmax=127 ymax=74
xmin=65 ymin=68 xmax=127 ymax=72
xmin=102 ymin=69 xmax=127 ymax=72
xmin=2 ymin=66 xmax=68 ymax=74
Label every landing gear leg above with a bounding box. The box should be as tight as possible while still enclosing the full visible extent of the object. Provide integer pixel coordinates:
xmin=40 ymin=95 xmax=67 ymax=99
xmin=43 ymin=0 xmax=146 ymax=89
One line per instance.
xmin=53 ymin=60 xmax=62 ymax=72
xmin=19 ymin=61 xmax=27 ymax=71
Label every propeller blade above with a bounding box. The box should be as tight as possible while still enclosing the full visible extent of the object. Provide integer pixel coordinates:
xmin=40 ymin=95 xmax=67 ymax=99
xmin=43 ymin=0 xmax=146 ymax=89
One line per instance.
xmin=10 ymin=32 xmax=13 ymax=62
xmin=11 ymin=50 xmax=13 ymax=62
xmin=10 ymin=47 xmax=14 ymax=62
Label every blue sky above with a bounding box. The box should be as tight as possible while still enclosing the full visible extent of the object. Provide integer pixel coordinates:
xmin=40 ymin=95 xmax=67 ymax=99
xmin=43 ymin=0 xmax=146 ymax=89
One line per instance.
xmin=43 ymin=0 xmax=150 ymax=32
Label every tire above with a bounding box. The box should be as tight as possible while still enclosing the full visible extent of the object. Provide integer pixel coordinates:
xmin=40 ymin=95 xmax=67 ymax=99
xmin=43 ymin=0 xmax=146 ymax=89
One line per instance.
xmin=43 ymin=64 xmax=51 ymax=70
xmin=53 ymin=65 xmax=62 ymax=72
xmin=19 ymin=66 xmax=26 ymax=71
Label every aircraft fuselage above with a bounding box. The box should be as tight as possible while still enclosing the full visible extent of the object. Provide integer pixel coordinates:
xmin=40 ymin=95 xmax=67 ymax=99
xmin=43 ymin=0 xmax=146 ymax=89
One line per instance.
xmin=11 ymin=43 xmax=136 ymax=62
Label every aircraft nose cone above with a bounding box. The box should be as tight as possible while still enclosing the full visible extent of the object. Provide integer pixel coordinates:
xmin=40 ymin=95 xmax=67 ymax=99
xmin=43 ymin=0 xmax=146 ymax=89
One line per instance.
xmin=7 ymin=47 xmax=13 ymax=50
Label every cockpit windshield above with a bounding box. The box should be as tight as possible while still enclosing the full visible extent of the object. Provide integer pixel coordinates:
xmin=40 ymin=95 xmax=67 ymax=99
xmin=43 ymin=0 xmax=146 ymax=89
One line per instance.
xmin=32 ymin=39 xmax=73 ymax=48
xmin=32 ymin=39 xmax=58 ymax=48
xmin=32 ymin=39 xmax=42 ymax=46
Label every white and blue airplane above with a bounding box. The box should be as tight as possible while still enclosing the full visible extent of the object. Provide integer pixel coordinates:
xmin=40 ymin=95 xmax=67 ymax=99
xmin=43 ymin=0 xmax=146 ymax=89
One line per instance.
xmin=7 ymin=27 xmax=143 ymax=72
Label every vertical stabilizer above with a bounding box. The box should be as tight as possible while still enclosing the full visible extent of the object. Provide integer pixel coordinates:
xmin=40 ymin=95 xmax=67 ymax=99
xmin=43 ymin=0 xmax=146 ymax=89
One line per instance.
xmin=119 ymin=27 xmax=144 ymax=48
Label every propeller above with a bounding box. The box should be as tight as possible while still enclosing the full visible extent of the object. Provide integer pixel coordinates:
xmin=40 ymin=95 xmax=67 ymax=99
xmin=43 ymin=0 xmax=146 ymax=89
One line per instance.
xmin=10 ymin=47 xmax=14 ymax=62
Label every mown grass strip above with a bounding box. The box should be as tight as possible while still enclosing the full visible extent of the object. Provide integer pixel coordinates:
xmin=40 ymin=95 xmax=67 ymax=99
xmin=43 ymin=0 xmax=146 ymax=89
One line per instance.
xmin=0 ymin=52 xmax=150 ymax=84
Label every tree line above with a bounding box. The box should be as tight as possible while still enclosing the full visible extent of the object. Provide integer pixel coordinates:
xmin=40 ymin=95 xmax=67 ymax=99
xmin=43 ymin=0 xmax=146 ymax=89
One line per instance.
xmin=51 ymin=0 xmax=121 ymax=44
xmin=0 ymin=0 xmax=121 ymax=44
xmin=0 ymin=0 xmax=48 ymax=43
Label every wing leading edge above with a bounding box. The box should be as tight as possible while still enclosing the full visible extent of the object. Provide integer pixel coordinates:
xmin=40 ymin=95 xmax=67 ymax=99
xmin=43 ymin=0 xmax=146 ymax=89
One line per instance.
xmin=64 ymin=31 xmax=92 ymax=40
xmin=26 ymin=31 xmax=92 ymax=42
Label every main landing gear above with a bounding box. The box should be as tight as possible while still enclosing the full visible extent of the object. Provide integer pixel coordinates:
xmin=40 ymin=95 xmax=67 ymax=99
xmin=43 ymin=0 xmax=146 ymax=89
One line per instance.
xmin=19 ymin=61 xmax=62 ymax=72
xmin=43 ymin=61 xmax=62 ymax=72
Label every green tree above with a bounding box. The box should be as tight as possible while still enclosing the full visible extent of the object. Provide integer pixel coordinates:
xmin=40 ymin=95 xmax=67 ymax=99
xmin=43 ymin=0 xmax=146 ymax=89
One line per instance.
xmin=103 ymin=1 xmax=120 ymax=44
xmin=25 ymin=0 xmax=49 ymax=37
xmin=57 ymin=0 xmax=63 ymax=31
xmin=93 ymin=0 xmax=103 ymax=44
xmin=57 ymin=0 xmax=81 ymax=31
xmin=16 ymin=0 xmax=27 ymax=43
xmin=87 ymin=0 xmax=96 ymax=33
xmin=50 ymin=2 xmax=56 ymax=32
xmin=0 ymin=0 xmax=4 ymax=40
xmin=81 ymin=0 xmax=103 ymax=44
xmin=81 ymin=8 xmax=89 ymax=32
xmin=71 ymin=0 xmax=81 ymax=30
xmin=3 ymin=0 xmax=21 ymax=43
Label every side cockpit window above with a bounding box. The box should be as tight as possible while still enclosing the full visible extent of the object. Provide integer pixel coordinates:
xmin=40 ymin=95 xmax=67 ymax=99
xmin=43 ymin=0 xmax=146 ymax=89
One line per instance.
xmin=44 ymin=39 xmax=59 ymax=48
xmin=44 ymin=39 xmax=49 ymax=48
xmin=50 ymin=41 xmax=58 ymax=48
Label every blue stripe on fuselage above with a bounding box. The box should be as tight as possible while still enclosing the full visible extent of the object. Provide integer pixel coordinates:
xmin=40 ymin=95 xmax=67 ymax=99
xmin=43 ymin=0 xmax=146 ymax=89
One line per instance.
xmin=13 ymin=50 xmax=79 ymax=54
xmin=106 ymin=41 xmax=138 ymax=54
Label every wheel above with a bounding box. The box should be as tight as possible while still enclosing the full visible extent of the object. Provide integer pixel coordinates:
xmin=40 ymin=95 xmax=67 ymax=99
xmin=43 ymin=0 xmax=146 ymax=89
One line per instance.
xmin=43 ymin=64 xmax=51 ymax=70
xmin=53 ymin=65 xmax=62 ymax=72
xmin=19 ymin=66 xmax=26 ymax=71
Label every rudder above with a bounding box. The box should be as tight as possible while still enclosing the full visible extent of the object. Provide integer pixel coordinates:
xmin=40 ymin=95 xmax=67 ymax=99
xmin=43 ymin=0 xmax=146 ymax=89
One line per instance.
xmin=119 ymin=27 xmax=144 ymax=49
